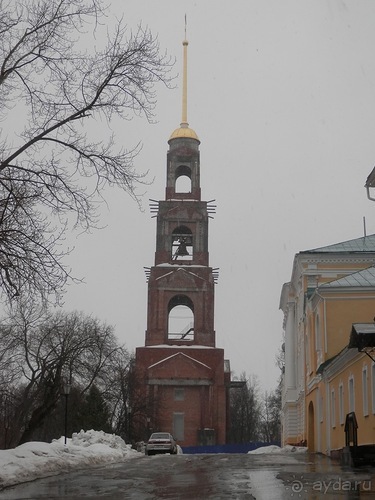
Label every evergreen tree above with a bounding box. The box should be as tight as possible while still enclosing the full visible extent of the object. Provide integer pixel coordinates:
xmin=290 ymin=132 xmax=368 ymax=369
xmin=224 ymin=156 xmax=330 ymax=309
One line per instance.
xmin=76 ymin=385 xmax=112 ymax=433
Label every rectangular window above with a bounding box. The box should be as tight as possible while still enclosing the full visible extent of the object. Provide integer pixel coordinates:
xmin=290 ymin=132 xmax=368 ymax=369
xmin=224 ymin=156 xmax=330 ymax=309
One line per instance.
xmin=174 ymin=388 xmax=184 ymax=401
xmin=173 ymin=412 xmax=184 ymax=441
xmin=362 ymin=366 xmax=368 ymax=417
xmin=339 ymin=383 xmax=344 ymax=425
xmin=306 ymin=334 xmax=311 ymax=375
xmin=331 ymin=389 xmax=336 ymax=428
xmin=319 ymin=392 xmax=323 ymax=423
xmin=315 ymin=314 xmax=322 ymax=366
xmin=372 ymin=363 xmax=375 ymax=414
xmin=315 ymin=315 xmax=321 ymax=351
xmin=348 ymin=377 xmax=355 ymax=413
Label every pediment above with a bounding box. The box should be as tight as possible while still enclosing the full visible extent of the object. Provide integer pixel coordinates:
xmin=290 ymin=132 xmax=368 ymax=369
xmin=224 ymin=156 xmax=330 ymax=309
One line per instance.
xmin=147 ymin=352 xmax=212 ymax=380
xmin=156 ymin=267 xmax=205 ymax=287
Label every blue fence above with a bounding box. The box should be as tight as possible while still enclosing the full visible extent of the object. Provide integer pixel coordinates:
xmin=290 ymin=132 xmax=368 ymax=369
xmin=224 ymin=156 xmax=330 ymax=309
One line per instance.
xmin=181 ymin=441 xmax=281 ymax=454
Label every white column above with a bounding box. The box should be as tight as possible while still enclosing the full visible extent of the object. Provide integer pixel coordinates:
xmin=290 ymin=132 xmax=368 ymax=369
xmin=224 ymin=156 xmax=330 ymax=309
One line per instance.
xmin=285 ymin=301 xmax=296 ymax=390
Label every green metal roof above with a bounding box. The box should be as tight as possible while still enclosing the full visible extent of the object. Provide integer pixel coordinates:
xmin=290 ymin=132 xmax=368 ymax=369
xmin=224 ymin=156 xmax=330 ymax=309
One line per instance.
xmin=316 ymin=351 xmax=342 ymax=374
xmin=302 ymin=234 xmax=375 ymax=254
xmin=319 ymin=266 xmax=375 ymax=289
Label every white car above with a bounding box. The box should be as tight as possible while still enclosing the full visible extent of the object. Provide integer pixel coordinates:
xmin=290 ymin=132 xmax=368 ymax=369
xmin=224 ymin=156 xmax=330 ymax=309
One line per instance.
xmin=145 ymin=432 xmax=177 ymax=455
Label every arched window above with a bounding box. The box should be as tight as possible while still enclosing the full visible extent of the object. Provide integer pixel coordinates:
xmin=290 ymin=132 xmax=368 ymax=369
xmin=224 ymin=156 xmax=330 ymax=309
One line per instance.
xmin=168 ymin=295 xmax=194 ymax=341
xmin=175 ymin=165 xmax=192 ymax=193
xmin=175 ymin=175 xmax=191 ymax=193
xmin=172 ymin=226 xmax=193 ymax=261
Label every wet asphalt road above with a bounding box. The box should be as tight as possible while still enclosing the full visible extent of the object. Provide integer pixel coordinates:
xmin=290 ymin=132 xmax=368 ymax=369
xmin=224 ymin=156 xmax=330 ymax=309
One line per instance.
xmin=0 ymin=452 xmax=374 ymax=499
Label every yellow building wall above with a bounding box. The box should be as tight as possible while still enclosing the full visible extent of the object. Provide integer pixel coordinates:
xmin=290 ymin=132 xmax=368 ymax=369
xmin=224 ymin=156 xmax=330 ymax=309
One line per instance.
xmin=288 ymin=257 xmax=375 ymax=455
xmin=328 ymin=356 xmax=375 ymax=450
xmin=306 ymin=356 xmax=375 ymax=454
xmin=304 ymin=292 xmax=375 ymax=454
xmin=324 ymin=296 xmax=375 ymax=359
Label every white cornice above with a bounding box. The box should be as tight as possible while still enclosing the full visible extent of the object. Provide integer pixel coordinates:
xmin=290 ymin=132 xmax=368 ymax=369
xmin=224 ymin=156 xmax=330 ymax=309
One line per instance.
xmin=288 ymin=253 xmax=375 ymax=296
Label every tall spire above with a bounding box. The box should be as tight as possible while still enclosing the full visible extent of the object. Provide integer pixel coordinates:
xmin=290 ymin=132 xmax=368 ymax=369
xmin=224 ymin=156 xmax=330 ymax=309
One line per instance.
xmin=169 ymin=16 xmax=199 ymax=143
xmin=181 ymin=15 xmax=188 ymax=128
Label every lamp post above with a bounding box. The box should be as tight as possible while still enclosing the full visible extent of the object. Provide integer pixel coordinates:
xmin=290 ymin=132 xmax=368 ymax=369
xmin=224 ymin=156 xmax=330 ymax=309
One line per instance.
xmin=127 ymin=408 xmax=131 ymax=444
xmin=61 ymin=381 xmax=71 ymax=445
xmin=146 ymin=417 xmax=150 ymax=440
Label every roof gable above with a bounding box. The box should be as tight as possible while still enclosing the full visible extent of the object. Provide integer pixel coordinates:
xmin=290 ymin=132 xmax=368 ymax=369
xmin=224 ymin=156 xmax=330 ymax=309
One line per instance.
xmin=147 ymin=352 xmax=212 ymax=380
xmin=319 ymin=266 xmax=375 ymax=289
xmin=302 ymin=234 xmax=375 ymax=254
xmin=155 ymin=267 xmax=205 ymax=285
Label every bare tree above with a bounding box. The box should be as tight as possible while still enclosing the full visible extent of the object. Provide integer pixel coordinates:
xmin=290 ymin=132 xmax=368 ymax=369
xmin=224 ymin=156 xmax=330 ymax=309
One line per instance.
xmin=260 ymin=384 xmax=281 ymax=443
xmin=0 ymin=0 xmax=173 ymax=303
xmin=112 ymin=357 xmax=149 ymax=444
xmin=91 ymin=347 xmax=134 ymax=441
xmin=229 ymin=373 xmax=262 ymax=443
xmin=0 ymin=301 xmax=125 ymax=447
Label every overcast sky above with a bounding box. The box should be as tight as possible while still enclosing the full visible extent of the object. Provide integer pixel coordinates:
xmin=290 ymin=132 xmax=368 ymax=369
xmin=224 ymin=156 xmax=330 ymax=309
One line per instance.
xmin=63 ymin=0 xmax=375 ymax=391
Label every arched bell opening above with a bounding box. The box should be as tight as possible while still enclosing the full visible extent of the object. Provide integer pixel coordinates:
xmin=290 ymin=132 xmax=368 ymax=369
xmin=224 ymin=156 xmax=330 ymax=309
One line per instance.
xmin=168 ymin=295 xmax=194 ymax=341
xmin=175 ymin=175 xmax=191 ymax=193
xmin=175 ymin=165 xmax=192 ymax=193
xmin=172 ymin=226 xmax=193 ymax=261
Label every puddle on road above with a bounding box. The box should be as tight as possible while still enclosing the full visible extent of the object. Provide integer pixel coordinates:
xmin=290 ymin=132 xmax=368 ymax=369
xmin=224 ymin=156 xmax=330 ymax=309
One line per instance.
xmin=247 ymin=469 xmax=285 ymax=499
xmin=0 ymin=454 xmax=373 ymax=499
xmin=246 ymin=467 xmax=375 ymax=500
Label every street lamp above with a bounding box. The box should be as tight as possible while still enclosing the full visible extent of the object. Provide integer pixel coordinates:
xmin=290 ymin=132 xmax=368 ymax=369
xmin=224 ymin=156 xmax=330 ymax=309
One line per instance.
xmin=146 ymin=417 xmax=150 ymax=440
xmin=61 ymin=381 xmax=71 ymax=445
xmin=127 ymin=408 xmax=132 ymax=443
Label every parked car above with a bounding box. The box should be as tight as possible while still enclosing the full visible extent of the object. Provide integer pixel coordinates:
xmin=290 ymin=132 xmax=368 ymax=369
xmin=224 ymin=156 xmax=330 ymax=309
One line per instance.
xmin=145 ymin=432 xmax=177 ymax=455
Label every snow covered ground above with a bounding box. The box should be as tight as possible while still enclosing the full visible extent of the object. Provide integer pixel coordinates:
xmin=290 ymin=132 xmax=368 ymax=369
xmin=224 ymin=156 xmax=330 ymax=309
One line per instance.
xmin=0 ymin=432 xmax=307 ymax=491
xmin=248 ymin=444 xmax=307 ymax=455
xmin=0 ymin=430 xmax=142 ymax=490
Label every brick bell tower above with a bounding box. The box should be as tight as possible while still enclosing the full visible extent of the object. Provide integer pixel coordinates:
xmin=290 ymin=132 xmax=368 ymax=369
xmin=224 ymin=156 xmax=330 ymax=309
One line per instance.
xmin=134 ymin=29 xmax=230 ymax=448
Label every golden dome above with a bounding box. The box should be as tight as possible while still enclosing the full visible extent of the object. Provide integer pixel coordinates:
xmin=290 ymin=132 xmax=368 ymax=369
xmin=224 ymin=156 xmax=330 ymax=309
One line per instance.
xmin=168 ymin=25 xmax=200 ymax=144
xmin=169 ymin=125 xmax=200 ymax=142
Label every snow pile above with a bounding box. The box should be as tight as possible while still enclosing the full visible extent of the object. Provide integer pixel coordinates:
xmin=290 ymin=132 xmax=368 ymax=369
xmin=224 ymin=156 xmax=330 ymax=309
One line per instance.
xmin=70 ymin=429 xmax=129 ymax=451
xmin=248 ymin=445 xmax=308 ymax=454
xmin=0 ymin=430 xmax=140 ymax=490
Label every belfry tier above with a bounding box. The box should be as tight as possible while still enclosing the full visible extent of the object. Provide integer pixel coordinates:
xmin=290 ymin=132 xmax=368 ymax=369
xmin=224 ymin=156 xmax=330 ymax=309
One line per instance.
xmin=152 ymin=133 xmax=212 ymax=267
